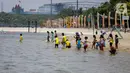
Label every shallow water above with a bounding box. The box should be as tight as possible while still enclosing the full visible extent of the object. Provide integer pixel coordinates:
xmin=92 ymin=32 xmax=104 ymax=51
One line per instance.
xmin=0 ymin=32 xmax=130 ymax=73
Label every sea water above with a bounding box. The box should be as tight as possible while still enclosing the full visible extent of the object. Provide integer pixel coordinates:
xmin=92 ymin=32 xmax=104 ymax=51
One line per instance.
xmin=0 ymin=32 xmax=130 ymax=73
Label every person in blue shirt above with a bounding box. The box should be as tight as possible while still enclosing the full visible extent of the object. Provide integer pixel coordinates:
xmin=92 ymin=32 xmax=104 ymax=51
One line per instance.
xmin=77 ymin=37 xmax=82 ymax=50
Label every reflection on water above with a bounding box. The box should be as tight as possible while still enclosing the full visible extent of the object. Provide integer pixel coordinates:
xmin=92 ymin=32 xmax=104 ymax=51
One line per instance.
xmin=0 ymin=32 xmax=130 ymax=73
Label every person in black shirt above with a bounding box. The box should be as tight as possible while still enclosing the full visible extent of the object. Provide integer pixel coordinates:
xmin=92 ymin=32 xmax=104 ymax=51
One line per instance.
xmin=47 ymin=31 xmax=50 ymax=42
xmin=115 ymin=34 xmax=119 ymax=49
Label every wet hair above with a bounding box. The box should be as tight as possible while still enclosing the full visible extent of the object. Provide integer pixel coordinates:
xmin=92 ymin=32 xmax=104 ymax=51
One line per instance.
xmin=51 ymin=31 xmax=53 ymax=33
xmin=100 ymin=35 xmax=104 ymax=38
xmin=93 ymin=35 xmax=96 ymax=39
xmin=66 ymin=39 xmax=68 ymax=41
xmin=62 ymin=33 xmax=64 ymax=36
xmin=109 ymin=34 xmax=113 ymax=39
xmin=47 ymin=31 xmax=49 ymax=33
xmin=55 ymin=35 xmax=57 ymax=38
xmin=115 ymin=34 xmax=118 ymax=37
xmin=20 ymin=34 xmax=22 ymax=36
xmin=85 ymin=36 xmax=88 ymax=40
xmin=54 ymin=30 xmax=57 ymax=33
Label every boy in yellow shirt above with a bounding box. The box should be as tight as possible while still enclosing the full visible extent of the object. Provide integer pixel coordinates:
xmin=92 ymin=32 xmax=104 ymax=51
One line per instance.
xmin=61 ymin=33 xmax=67 ymax=48
xmin=66 ymin=39 xmax=71 ymax=48
xmin=55 ymin=35 xmax=60 ymax=48
xmin=20 ymin=34 xmax=23 ymax=42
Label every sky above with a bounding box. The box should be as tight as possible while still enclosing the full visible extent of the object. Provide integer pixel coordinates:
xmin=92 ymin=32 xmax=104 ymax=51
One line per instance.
xmin=0 ymin=0 xmax=109 ymax=12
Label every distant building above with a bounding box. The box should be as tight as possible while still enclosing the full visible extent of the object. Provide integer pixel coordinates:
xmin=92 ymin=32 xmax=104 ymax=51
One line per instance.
xmin=38 ymin=3 xmax=66 ymax=14
xmin=29 ymin=9 xmax=37 ymax=12
xmin=12 ymin=4 xmax=24 ymax=14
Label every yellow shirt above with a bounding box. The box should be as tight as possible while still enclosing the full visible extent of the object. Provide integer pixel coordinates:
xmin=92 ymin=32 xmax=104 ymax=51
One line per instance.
xmin=66 ymin=41 xmax=70 ymax=46
xmin=110 ymin=38 xmax=114 ymax=43
xmin=20 ymin=36 xmax=23 ymax=41
xmin=55 ymin=37 xmax=59 ymax=44
xmin=63 ymin=36 xmax=67 ymax=42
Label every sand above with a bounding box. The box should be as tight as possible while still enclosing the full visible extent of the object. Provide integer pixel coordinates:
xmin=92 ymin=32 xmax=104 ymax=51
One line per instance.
xmin=0 ymin=27 xmax=130 ymax=53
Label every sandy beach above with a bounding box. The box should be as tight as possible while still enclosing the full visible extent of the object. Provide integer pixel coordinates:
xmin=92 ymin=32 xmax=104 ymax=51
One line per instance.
xmin=0 ymin=27 xmax=130 ymax=53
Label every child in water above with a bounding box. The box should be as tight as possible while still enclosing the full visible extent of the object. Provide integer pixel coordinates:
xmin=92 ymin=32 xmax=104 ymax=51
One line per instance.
xmin=77 ymin=37 xmax=82 ymax=50
xmin=99 ymin=35 xmax=105 ymax=51
xmin=109 ymin=46 xmax=116 ymax=55
xmin=47 ymin=31 xmax=50 ymax=42
xmin=92 ymin=35 xmax=97 ymax=49
xmin=61 ymin=33 xmax=67 ymax=48
xmin=54 ymin=30 xmax=57 ymax=37
xmin=115 ymin=34 xmax=119 ymax=49
xmin=83 ymin=37 xmax=89 ymax=52
xmin=74 ymin=32 xmax=80 ymax=44
xmin=108 ymin=34 xmax=114 ymax=48
xmin=20 ymin=34 xmax=23 ymax=42
xmin=51 ymin=31 xmax=54 ymax=42
xmin=55 ymin=35 xmax=59 ymax=48
xmin=66 ymin=39 xmax=71 ymax=48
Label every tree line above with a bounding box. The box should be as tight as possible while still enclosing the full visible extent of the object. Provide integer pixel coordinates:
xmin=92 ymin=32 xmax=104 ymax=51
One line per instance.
xmin=0 ymin=0 xmax=129 ymax=27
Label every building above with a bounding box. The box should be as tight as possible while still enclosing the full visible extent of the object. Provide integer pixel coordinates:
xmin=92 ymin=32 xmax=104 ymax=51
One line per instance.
xmin=12 ymin=4 xmax=24 ymax=14
xmin=38 ymin=3 xmax=65 ymax=14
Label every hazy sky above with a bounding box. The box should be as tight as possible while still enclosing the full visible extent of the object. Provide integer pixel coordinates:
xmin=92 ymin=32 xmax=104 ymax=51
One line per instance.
xmin=0 ymin=0 xmax=108 ymax=12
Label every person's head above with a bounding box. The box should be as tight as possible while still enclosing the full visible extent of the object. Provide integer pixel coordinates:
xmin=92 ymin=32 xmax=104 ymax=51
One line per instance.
xmin=100 ymin=35 xmax=104 ymax=38
xmin=20 ymin=34 xmax=22 ymax=36
xmin=54 ymin=30 xmax=57 ymax=33
xmin=76 ymin=32 xmax=79 ymax=36
xmin=51 ymin=31 xmax=53 ymax=34
xmin=66 ymin=39 xmax=68 ymax=41
xmin=47 ymin=31 xmax=49 ymax=33
xmin=115 ymin=34 xmax=118 ymax=38
xmin=62 ymin=33 xmax=64 ymax=36
xmin=109 ymin=34 xmax=113 ymax=38
xmin=93 ymin=35 xmax=96 ymax=38
xmin=55 ymin=35 xmax=57 ymax=38
xmin=85 ymin=36 xmax=88 ymax=40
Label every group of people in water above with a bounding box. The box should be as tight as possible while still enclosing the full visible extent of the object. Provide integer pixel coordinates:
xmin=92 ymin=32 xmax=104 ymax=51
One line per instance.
xmin=19 ymin=30 xmax=119 ymax=55
xmin=45 ymin=30 xmax=119 ymax=55
xmin=47 ymin=30 xmax=71 ymax=49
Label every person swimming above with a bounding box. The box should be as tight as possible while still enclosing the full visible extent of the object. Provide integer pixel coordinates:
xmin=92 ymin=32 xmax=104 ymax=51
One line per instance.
xmin=20 ymin=33 xmax=23 ymax=42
